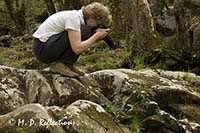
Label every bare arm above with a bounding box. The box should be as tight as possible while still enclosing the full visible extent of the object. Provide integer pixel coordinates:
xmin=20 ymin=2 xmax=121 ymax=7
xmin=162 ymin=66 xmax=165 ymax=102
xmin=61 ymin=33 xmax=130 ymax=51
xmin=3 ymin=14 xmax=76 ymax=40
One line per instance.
xmin=68 ymin=28 xmax=110 ymax=54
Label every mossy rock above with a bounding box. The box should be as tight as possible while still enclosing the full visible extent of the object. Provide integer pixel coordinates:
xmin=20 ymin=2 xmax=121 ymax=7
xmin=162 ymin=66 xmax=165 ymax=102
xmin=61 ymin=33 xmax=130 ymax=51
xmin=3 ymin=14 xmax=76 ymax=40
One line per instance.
xmin=168 ymin=104 xmax=200 ymax=124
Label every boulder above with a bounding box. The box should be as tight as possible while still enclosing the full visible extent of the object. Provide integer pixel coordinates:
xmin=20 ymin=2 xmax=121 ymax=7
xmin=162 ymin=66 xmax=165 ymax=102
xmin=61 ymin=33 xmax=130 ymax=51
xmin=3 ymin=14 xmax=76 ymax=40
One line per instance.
xmin=0 ymin=101 xmax=131 ymax=133
xmin=0 ymin=65 xmax=200 ymax=132
xmin=0 ymin=65 xmax=109 ymax=113
xmin=142 ymin=110 xmax=185 ymax=133
xmin=52 ymin=100 xmax=132 ymax=133
xmin=156 ymin=12 xmax=176 ymax=36
xmin=0 ymin=103 xmax=66 ymax=133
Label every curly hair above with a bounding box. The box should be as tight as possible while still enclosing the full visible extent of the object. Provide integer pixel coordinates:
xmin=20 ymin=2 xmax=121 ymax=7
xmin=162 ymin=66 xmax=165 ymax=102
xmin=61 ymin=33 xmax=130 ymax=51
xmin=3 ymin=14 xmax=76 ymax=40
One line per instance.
xmin=82 ymin=2 xmax=111 ymax=27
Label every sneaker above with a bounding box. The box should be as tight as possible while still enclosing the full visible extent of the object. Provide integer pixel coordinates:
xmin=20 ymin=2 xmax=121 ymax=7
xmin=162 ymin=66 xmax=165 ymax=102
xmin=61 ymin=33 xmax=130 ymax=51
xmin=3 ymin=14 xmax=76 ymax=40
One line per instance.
xmin=68 ymin=65 xmax=85 ymax=76
xmin=50 ymin=62 xmax=79 ymax=78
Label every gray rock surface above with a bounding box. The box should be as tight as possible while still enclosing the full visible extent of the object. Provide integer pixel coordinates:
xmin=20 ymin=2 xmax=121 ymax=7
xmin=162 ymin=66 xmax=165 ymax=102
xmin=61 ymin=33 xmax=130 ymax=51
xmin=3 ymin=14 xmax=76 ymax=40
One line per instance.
xmin=0 ymin=65 xmax=200 ymax=132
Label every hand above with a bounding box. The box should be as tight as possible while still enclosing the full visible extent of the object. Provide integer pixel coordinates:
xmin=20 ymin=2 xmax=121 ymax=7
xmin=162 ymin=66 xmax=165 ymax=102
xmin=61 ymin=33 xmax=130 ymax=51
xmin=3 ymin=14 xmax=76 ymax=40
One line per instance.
xmin=95 ymin=28 xmax=110 ymax=40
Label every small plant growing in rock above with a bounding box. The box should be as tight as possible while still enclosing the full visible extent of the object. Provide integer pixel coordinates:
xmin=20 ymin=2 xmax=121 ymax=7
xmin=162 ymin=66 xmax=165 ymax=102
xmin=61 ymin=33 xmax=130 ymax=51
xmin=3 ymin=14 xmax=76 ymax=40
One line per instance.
xmin=135 ymin=83 xmax=156 ymax=108
xmin=183 ymin=72 xmax=192 ymax=82
xmin=131 ymin=56 xmax=146 ymax=70
xmin=129 ymin=115 xmax=142 ymax=133
xmin=176 ymin=113 xmax=186 ymax=120
xmin=103 ymin=102 xmax=121 ymax=121
xmin=192 ymin=86 xmax=200 ymax=93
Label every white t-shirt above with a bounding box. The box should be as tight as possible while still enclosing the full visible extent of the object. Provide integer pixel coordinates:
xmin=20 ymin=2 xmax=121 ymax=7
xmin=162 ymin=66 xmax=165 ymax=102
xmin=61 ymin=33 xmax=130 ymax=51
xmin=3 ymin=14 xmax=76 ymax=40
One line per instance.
xmin=33 ymin=10 xmax=85 ymax=42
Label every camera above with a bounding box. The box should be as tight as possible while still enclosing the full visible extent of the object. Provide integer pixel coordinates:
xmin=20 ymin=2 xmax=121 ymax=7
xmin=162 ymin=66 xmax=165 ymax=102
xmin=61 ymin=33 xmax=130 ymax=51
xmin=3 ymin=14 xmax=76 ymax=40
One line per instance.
xmin=92 ymin=25 xmax=116 ymax=49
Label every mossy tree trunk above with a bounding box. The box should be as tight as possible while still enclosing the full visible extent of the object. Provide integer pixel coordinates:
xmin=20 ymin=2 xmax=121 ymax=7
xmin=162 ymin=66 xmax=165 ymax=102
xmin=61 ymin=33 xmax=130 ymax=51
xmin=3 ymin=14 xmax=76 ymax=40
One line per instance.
xmin=3 ymin=0 xmax=26 ymax=36
xmin=133 ymin=0 xmax=155 ymax=52
xmin=109 ymin=0 xmax=135 ymax=40
xmin=174 ymin=0 xmax=193 ymax=62
xmin=122 ymin=0 xmax=159 ymax=68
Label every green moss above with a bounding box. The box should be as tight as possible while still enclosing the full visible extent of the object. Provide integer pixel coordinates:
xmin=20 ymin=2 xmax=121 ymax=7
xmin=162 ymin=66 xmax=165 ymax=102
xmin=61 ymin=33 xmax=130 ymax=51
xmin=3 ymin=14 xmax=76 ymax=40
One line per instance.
xmin=191 ymin=86 xmax=200 ymax=93
xmin=180 ymin=104 xmax=200 ymax=123
xmin=129 ymin=116 xmax=142 ymax=133
xmin=169 ymin=104 xmax=200 ymax=124
xmin=182 ymin=73 xmax=200 ymax=89
xmin=183 ymin=72 xmax=192 ymax=82
xmin=77 ymin=41 xmax=129 ymax=73
xmin=175 ymin=113 xmax=186 ymax=120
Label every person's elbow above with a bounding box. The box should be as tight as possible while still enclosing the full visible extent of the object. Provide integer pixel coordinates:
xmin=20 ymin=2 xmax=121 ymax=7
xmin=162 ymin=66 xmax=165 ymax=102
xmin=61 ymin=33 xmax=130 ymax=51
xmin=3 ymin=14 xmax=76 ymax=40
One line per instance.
xmin=71 ymin=43 xmax=82 ymax=55
xmin=68 ymin=30 xmax=83 ymax=54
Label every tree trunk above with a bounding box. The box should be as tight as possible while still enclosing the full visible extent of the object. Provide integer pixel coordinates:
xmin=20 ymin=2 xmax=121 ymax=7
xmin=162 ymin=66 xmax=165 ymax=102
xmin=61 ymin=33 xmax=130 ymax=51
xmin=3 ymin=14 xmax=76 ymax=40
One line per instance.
xmin=45 ymin=0 xmax=82 ymax=13
xmin=109 ymin=0 xmax=135 ymax=39
xmin=3 ymin=0 xmax=26 ymax=36
xmin=122 ymin=0 xmax=159 ymax=68
xmin=134 ymin=0 xmax=155 ymax=51
xmin=54 ymin=0 xmax=65 ymax=11
xmin=71 ymin=0 xmax=82 ymax=10
xmin=174 ymin=0 xmax=193 ymax=61
xmin=44 ymin=0 xmax=56 ymax=15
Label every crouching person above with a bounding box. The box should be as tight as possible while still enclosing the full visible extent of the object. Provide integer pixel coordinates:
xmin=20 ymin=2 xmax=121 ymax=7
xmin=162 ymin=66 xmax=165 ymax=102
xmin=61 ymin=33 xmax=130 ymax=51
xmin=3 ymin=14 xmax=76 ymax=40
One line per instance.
xmin=32 ymin=2 xmax=111 ymax=77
